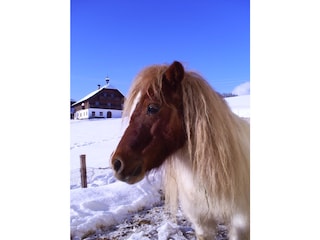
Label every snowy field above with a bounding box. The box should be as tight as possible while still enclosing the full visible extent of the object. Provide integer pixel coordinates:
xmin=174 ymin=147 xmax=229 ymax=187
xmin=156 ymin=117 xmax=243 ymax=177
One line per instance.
xmin=70 ymin=95 xmax=250 ymax=239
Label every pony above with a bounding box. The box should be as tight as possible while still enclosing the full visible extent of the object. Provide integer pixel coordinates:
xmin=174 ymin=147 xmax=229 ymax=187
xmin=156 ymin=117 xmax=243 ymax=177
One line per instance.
xmin=111 ymin=61 xmax=250 ymax=240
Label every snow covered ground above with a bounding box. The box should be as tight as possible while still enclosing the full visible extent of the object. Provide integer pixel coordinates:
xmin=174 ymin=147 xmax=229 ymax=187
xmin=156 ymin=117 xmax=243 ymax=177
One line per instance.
xmin=70 ymin=95 xmax=250 ymax=239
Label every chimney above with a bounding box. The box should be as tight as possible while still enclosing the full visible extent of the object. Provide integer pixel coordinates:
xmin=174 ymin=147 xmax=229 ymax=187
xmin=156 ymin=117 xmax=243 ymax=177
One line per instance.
xmin=97 ymin=84 xmax=101 ymax=89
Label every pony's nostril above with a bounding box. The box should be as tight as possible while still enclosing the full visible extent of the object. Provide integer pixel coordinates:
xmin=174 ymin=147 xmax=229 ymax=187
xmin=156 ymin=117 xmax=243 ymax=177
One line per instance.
xmin=113 ymin=159 xmax=123 ymax=173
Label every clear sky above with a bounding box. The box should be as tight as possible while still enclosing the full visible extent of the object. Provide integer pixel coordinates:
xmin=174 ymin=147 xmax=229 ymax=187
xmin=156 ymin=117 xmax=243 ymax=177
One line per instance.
xmin=71 ymin=0 xmax=249 ymax=101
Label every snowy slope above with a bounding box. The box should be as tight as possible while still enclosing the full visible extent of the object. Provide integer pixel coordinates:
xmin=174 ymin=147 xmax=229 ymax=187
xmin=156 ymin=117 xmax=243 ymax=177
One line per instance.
xmin=224 ymin=95 xmax=250 ymax=118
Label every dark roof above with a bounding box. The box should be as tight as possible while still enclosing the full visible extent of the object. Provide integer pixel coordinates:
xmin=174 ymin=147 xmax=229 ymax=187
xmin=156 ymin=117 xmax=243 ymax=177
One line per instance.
xmin=72 ymin=84 xmax=123 ymax=106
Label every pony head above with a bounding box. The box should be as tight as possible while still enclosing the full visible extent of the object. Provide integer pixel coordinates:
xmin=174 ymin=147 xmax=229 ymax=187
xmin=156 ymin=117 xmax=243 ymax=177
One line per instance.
xmin=111 ymin=61 xmax=187 ymax=184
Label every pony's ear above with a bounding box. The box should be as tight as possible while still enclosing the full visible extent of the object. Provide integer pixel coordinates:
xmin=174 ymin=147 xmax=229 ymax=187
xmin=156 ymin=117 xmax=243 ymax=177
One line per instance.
xmin=163 ymin=61 xmax=184 ymax=89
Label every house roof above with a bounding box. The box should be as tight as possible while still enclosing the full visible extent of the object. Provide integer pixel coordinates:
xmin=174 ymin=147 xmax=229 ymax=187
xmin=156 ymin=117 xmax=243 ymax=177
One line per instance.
xmin=72 ymin=83 xmax=122 ymax=106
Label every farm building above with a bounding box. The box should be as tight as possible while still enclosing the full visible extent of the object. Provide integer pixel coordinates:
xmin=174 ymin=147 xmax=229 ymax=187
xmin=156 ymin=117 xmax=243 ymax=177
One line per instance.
xmin=72 ymin=77 xmax=125 ymax=119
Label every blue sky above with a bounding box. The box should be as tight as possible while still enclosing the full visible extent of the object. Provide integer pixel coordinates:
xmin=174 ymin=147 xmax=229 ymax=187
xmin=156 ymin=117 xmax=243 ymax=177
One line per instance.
xmin=71 ymin=0 xmax=249 ymax=101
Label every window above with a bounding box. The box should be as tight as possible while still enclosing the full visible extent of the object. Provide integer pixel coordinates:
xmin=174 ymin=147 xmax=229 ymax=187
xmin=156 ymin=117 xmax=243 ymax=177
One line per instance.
xmin=92 ymin=111 xmax=95 ymax=117
xmin=99 ymin=112 xmax=103 ymax=117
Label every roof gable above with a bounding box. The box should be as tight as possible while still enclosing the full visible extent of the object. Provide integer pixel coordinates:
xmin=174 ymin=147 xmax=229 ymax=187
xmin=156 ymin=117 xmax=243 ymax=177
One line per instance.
xmin=72 ymin=85 xmax=124 ymax=106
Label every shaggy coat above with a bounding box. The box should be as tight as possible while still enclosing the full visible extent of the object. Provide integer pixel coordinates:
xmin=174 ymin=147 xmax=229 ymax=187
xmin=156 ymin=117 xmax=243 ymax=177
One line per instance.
xmin=114 ymin=62 xmax=250 ymax=240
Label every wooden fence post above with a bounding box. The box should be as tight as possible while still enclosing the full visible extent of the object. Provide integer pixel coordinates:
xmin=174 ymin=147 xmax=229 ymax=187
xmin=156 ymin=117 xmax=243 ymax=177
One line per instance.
xmin=80 ymin=154 xmax=87 ymax=188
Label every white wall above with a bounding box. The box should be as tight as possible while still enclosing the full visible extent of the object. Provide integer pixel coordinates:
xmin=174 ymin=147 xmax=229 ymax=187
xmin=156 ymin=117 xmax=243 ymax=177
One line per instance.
xmin=75 ymin=108 xmax=123 ymax=119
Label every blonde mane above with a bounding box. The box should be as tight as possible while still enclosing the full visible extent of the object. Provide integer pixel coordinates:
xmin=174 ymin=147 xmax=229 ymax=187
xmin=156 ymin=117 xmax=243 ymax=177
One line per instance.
xmin=123 ymin=64 xmax=171 ymax=117
xmin=123 ymin=63 xmax=250 ymax=216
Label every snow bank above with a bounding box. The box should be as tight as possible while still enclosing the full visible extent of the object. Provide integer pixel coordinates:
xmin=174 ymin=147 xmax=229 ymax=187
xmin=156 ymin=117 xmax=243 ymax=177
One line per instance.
xmin=70 ymin=173 xmax=162 ymax=239
xmin=225 ymin=95 xmax=250 ymax=118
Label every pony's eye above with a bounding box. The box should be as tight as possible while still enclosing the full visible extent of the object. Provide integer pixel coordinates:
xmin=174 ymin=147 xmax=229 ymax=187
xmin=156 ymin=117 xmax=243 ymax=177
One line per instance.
xmin=147 ymin=104 xmax=160 ymax=115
